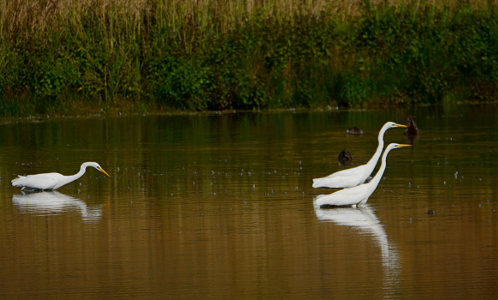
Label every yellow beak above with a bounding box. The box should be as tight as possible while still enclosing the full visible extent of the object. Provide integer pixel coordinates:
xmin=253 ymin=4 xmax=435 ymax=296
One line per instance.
xmin=394 ymin=123 xmax=408 ymax=128
xmin=397 ymin=144 xmax=412 ymax=148
xmin=99 ymin=167 xmax=110 ymax=177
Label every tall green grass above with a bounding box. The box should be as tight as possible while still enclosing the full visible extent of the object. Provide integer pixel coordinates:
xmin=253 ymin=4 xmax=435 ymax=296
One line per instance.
xmin=0 ymin=0 xmax=497 ymax=115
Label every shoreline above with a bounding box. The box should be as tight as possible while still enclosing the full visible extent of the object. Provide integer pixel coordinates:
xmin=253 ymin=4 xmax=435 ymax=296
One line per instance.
xmin=1 ymin=100 xmax=496 ymax=125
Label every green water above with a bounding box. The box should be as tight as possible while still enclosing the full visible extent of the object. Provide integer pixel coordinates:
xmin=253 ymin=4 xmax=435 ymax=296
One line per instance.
xmin=0 ymin=106 xmax=497 ymax=298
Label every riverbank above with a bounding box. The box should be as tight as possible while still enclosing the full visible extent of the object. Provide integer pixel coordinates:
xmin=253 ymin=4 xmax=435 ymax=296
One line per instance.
xmin=0 ymin=0 xmax=497 ymax=117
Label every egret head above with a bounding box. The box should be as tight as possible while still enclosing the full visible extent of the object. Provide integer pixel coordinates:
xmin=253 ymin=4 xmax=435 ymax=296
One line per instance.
xmin=387 ymin=143 xmax=412 ymax=151
xmin=97 ymin=165 xmax=110 ymax=177
xmin=384 ymin=121 xmax=408 ymax=129
xmin=83 ymin=162 xmax=110 ymax=177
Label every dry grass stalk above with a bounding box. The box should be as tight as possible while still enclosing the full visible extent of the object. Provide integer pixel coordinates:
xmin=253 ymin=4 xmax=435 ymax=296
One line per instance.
xmin=0 ymin=0 xmax=495 ymax=40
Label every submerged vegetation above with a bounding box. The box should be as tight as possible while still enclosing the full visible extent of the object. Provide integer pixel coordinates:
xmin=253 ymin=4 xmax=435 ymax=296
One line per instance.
xmin=0 ymin=0 xmax=497 ymax=116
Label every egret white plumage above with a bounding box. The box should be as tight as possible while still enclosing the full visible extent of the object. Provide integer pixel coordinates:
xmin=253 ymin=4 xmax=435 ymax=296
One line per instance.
xmin=314 ymin=143 xmax=411 ymax=208
xmin=312 ymin=121 xmax=407 ymax=189
xmin=12 ymin=162 xmax=110 ymax=191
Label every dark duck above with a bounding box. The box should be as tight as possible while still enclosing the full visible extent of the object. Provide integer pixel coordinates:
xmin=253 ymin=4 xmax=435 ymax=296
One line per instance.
xmin=346 ymin=127 xmax=363 ymax=135
xmin=338 ymin=150 xmax=353 ymax=166
xmin=404 ymin=116 xmax=419 ymax=136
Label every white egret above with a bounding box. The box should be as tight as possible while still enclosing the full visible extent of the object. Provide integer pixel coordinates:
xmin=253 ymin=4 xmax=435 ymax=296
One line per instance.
xmin=312 ymin=121 xmax=407 ymax=189
xmin=314 ymin=143 xmax=411 ymax=208
xmin=12 ymin=162 xmax=110 ymax=191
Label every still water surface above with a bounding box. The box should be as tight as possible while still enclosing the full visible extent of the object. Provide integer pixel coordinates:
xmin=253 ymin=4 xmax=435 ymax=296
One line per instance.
xmin=0 ymin=106 xmax=497 ymax=298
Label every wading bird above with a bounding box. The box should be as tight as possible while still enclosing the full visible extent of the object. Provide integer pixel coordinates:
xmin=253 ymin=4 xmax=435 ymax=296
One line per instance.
xmin=12 ymin=162 xmax=110 ymax=191
xmin=312 ymin=121 xmax=407 ymax=189
xmin=314 ymin=143 xmax=411 ymax=208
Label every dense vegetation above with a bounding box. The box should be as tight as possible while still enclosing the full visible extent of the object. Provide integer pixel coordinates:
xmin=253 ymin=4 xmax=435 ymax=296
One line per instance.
xmin=0 ymin=0 xmax=497 ymax=116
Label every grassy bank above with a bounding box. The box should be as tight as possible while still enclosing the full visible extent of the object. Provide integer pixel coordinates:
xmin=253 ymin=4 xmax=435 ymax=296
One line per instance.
xmin=0 ymin=0 xmax=497 ymax=116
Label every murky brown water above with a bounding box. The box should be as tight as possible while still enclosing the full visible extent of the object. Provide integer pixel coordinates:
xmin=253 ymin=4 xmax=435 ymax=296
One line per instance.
xmin=0 ymin=106 xmax=497 ymax=299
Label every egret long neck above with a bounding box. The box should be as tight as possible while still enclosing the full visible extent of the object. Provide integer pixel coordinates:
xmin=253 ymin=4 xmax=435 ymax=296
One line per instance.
xmin=366 ymin=126 xmax=387 ymax=168
xmin=368 ymin=147 xmax=392 ymax=190
xmin=56 ymin=164 xmax=88 ymax=188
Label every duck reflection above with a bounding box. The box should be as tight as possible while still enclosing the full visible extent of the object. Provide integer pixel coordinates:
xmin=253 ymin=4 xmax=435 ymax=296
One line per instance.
xmin=12 ymin=191 xmax=102 ymax=222
xmin=313 ymin=200 xmax=400 ymax=294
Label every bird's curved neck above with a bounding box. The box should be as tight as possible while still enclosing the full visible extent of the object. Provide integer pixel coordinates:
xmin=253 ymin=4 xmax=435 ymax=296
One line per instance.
xmin=58 ymin=164 xmax=88 ymax=187
xmin=366 ymin=126 xmax=388 ymax=168
xmin=368 ymin=147 xmax=392 ymax=189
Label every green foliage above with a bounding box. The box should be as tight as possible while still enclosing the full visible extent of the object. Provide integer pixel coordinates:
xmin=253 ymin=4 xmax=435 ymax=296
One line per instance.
xmin=0 ymin=2 xmax=497 ymax=115
xmin=150 ymin=56 xmax=210 ymax=110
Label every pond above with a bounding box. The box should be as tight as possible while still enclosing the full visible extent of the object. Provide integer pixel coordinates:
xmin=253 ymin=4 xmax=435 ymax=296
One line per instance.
xmin=0 ymin=106 xmax=497 ymax=298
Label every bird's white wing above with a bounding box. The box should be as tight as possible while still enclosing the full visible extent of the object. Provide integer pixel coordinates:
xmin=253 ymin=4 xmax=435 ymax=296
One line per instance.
xmin=314 ymin=184 xmax=371 ymax=207
xmin=312 ymin=174 xmax=366 ymax=189
xmin=12 ymin=173 xmax=64 ymax=190
xmin=312 ymin=165 xmax=370 ymax=188
xmin=323 ymin=165 xmax=365 ymax=178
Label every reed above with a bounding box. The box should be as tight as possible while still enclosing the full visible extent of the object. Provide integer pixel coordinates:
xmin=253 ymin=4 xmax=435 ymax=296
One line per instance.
xmin=2 ymin=0 xmax=494 ymax=40
xmin=0 ymin=0 xmax=497 ymax=115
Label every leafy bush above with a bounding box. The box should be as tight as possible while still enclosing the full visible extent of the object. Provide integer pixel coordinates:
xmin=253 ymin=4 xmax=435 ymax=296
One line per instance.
xmin=0 ymin=1 xmax=496 ymax=115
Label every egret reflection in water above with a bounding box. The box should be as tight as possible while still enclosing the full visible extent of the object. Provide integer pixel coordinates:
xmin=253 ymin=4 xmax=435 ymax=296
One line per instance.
xmin=12 ymin=191 xmax=102 ymax=222
xmin=313 ymin=202 xmax=400 ymax=294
